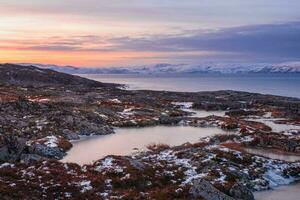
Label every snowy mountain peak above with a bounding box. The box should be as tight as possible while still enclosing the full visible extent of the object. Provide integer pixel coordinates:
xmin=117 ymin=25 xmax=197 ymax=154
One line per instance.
xmin=16 ymin=62 xmax=300 ymax=74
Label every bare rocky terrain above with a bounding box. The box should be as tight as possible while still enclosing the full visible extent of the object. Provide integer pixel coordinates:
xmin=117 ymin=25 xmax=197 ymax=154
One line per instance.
xmin=0 ymin=64 xmax=299 ymax=199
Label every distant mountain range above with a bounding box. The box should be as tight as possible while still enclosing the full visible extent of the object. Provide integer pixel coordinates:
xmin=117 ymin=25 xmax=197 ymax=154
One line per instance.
xmin=18 ymin=62 xmax=300 ymax=74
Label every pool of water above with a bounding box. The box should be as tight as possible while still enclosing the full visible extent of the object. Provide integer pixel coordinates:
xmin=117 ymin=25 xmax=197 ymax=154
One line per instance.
xmin=255 ymin=182 xmax=300 ymax=200
xmin=184 ymin=109 xmax=226 ymax=118
xmin=259 ymin=120 xmax=299 ymax=133
xmin=172 ymin=102 xmax=226 ymax=118
xmin=247 ymin=117 xmax=300 ymax=133
xmin=62 ymin=125 xmax=234 ymax=165
xmin=244 ymin=148 xmax=300 ymax=162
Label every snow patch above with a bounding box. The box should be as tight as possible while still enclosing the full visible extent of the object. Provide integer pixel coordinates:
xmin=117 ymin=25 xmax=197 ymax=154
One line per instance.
xmin=95 ymin=157 xmax=124 ymax=173
xmin=79 ymin=180 xmax=93 ymax=193
xmin=172 ymin=102 xmax=193 ymax=109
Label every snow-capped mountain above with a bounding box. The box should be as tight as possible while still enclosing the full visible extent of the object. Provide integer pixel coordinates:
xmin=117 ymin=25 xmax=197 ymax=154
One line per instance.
xmin=18 ymin=62 xmax=300 ymax=75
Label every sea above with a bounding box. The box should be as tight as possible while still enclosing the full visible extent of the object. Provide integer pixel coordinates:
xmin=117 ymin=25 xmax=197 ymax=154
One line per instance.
xmin=79 ymin=73 xmax=300 ymax=98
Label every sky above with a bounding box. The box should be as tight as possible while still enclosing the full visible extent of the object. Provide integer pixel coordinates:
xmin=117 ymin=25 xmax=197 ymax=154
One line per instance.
xmin=0 ymin=0 xmax=300 ymax=67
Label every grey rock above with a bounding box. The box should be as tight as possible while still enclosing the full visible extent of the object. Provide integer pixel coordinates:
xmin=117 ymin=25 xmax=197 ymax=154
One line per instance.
xmin=20 ymin=154 xmax=45 ymax=164
xmin=229 ymin=170 xmax=250 ymax=181
xmin=190 ymin=179 xmax=234 ymax=200
xmin=94 ymin=125 xmax=113 ymax=135
xmin=229 ymin=182 xmax=254 ymax=200
xmin=0 ymin=146 xmax=17 ymax=162
xmin=79 ymin=125 xmax=114 ymax=136
xmin=64 ymin=115 xmax=74 ymax=125
xmin=125 ymin=158 xmax=145 ymax=171
xmin=4 ymin=137 xmax=27 ymax=155
xmin=0 ymin=137 xmax=27 ymax=162
xmin=62 ymin=129 xmax=80 ymax=140
xmin=29 ymin=144 xmax=65 ymax=159
xmin=159 ymin=116 xmax=183 ymax=125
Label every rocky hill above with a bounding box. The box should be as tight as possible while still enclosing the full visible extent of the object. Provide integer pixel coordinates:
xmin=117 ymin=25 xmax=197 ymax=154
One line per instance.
xmin=0 ymin=64 xmax=118 ymax=87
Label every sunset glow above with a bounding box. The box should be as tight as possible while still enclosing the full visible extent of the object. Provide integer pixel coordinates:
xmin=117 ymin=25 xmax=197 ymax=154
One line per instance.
xmin=1 ymin=0 xmax=300 ymax=66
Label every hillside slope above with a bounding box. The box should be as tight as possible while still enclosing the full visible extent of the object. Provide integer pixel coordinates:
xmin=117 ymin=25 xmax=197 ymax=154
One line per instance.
xmin=0 ymin=64 xmax=118 ymax=87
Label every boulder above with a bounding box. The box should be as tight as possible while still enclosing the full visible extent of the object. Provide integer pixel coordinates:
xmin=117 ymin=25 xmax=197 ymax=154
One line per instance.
xmin=0 ymin=137 xmax=27 ymax=162
xmin=62 ymin=129 xmax=80 ymax=140
xmin=29 ymin=144 xmax=65 ymax=159
xmin=4 ymin=137 xmax=27 ymax=155
xmin=190 ymin=179 xmax=235 ymax=200
xmin=63 ymin=115 xmax=75 ymax=126
xmin=159 ymin=116 xmax=183 ymax=125
xmin=125 ymin=157 xmax=146 ymax=171
xmin=79 ymin=125 xmax=114 ymax=136
xmin=0 ymin=146 xmax=17 ymax=162
xmin=229 ymin=182 xmax=254 ymax=200
xmin=20 ymin=154 xmax=45 ymax=164
xmin=57 ymin=138 xmax=73 ymax=151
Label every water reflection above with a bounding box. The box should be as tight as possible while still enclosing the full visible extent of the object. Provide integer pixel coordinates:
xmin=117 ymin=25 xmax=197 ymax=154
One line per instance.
xmin=62 ymin=126 xmax=233 ymax=165
xmin=244 ymin=148 xmax=300 ymax=162
xmin=255 ymin=182 xmax=300 ymax=200
xmin=257 ymin=120 xmax=299 ymax=133
xmin=185 ymin=109 xmax=226 ymax=118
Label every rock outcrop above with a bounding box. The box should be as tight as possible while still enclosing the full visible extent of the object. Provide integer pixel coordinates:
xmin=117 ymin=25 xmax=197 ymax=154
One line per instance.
xmin=229 ymin=182 xmax=254 ymax=200
xmin=190 ymin=179 xmax=235 ymax=200
xmin=28 ymin=144 xmax=66 ymax=160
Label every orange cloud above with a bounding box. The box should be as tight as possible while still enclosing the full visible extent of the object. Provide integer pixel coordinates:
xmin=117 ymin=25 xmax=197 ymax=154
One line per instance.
xmin=0 ymin=47 xmax=223 ymax=67
xmin=0 ymin=48 xmax=172 ymax=66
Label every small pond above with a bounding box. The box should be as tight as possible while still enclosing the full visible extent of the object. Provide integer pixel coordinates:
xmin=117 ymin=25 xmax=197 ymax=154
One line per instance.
xmin=183 ymin=108 xmax=226 ymax=118
xmin=62 ymin=125 xmax=234 ymax=165
xmin=244 ymin=148 xmax=300 ymax=162
xmin=247 ymin=116 xmax=300 ymax=133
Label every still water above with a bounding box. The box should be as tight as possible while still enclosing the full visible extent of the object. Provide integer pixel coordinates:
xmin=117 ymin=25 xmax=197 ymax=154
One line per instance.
xmin=255 ymin=182 xmax=300 ymax=200
xmin=248 ymin=118 xmax=300 ymax=133
xmin=62 ymin=126 xmax=233 ymax=165
xmin=184 ymin=109 xmax=226 ymax=118
xmin=244 ymin=148 xmax=300 ymax=162
xmin=80 ymin=74 xmax=300 ymax=98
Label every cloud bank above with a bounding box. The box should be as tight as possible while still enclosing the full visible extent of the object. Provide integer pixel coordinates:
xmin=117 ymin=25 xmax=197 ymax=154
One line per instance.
xmin=4 ymin=22 xmax=300 ymax=63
